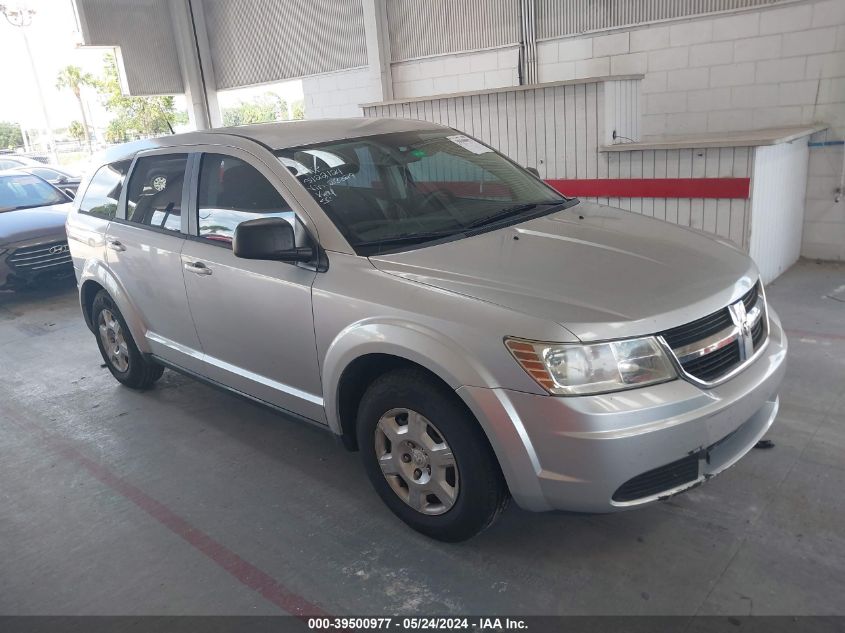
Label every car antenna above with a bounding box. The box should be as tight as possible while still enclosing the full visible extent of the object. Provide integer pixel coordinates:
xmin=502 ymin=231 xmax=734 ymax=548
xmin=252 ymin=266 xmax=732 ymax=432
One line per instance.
xmin=166 ymin=120 xmax=175 ymax=134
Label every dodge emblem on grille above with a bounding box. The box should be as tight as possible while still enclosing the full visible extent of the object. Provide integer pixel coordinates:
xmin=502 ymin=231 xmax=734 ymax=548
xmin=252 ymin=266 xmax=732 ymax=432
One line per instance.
xmin=727 ymin=299 xmax=755 ymax=361
xmin=49 ymin=244 xmax=69 ymax=255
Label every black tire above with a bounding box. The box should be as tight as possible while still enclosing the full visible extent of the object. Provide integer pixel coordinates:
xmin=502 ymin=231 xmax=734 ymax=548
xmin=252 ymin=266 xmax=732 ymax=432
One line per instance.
xmin=357 ymin=367 xmax=509 ymax=542
xmin=91 ymin=290 xmax=164 ymax=390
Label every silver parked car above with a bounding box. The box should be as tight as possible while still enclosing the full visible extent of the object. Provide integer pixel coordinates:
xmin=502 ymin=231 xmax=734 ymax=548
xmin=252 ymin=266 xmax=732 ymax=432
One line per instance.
xmin=66 ymin=119 xmax=786 ymax=541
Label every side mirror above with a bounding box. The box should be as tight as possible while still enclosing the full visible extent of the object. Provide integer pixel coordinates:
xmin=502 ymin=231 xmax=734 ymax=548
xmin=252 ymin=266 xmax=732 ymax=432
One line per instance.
xmin=525 ymin=167 xmax=541 ymax=178
xmin=233 ymin=217 xmax=314 ymax=263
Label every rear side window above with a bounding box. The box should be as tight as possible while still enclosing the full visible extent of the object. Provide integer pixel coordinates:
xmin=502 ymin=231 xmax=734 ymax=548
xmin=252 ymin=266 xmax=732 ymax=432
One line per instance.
xmin=125 ymin=154 xmax=188 ymax=233
xmin=79 ymin=161 xmax=129 ymax=219
xmin=196 ymin=153 xmax=293 ymax=246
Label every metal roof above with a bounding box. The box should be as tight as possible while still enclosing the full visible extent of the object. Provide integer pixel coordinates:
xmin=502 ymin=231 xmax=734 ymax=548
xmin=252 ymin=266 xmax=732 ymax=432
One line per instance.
xmin=98 ymin=118 xmax=450 ymax=164
xmin=211 ymin=117 xmax=448 ymax=148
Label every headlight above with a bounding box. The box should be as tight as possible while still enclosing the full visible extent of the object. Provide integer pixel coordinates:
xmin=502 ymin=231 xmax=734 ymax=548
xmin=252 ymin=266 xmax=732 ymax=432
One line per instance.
xmin=505 ymin=336 xmax=677 ymax=395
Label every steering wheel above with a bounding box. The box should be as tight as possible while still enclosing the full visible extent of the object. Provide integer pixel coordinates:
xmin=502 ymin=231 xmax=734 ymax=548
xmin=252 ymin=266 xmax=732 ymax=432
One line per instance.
xmin=418 ymin=188 xmax=458 ymax=209
xmin=416 ymin=188 xmax=466 ymax=225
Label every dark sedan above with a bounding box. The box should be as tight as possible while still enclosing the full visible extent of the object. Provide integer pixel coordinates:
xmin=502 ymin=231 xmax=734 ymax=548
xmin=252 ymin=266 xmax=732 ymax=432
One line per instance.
xmin=10 ymin=165 xmax=82 ymax=198
xmin=0 ymin=171 xmax=74 ymax=290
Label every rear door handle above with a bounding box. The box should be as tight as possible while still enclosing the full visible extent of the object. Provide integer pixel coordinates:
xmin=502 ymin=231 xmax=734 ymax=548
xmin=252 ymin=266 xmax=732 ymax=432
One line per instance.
xmin=107 ymin=240 xmax=126 ymax=252
xmin=184 ymin=261 xmax=212 ymax=276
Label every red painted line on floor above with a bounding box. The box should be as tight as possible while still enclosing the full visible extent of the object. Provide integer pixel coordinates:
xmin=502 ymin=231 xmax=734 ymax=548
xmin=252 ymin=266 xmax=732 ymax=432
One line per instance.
xmin=784 ymin=328 xmax=845 ymax=342
xmin=546 ymin=177 xmax=751 ymax=199
xmin=25 ymin=428 xmax=329 ymax=616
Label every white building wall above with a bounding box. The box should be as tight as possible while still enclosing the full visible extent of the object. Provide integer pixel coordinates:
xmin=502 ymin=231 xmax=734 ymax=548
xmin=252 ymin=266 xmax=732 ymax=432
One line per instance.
xmin=749 ymin=140 xmax=811 ymax=282
xmin=802 ymin=143 xmax=845 ymax=260
xmin=533 ymin=1 xmax=845 ymax=139
xmin=301 ymin=67 xmax=383 ymax=119
xmin=391 ymin=47 xmax=520 ymax=99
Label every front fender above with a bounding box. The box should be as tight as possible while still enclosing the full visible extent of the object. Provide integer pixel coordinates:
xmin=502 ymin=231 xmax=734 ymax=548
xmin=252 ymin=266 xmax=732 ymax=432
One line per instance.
xmin=321 ymin=319 xmax=548 ymax=507
xmin=321 ymin=318 xmax=497 ymax=435
xmin=79 ymin=258 xmax=151 ymax=354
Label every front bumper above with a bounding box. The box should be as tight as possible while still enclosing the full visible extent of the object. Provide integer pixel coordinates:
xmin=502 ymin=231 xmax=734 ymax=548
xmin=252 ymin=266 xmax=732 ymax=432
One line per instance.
xmin=0 ymin=236 xmax=73 ymax=289
xmin=457 ymin=308 xmax=787 ymax=512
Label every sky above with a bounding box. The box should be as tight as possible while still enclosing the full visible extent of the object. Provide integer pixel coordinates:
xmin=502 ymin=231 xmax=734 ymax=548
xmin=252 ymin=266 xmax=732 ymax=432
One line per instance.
xmin=0 ymin=0 xmax=106 ymax=129
xmin=0 ymin=0 xmax=304 ymax=135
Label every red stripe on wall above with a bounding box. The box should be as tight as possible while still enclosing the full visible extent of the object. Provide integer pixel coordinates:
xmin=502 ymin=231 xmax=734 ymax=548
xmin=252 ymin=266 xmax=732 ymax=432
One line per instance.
xmin=545 ymin=178 xmax=751 ymax=199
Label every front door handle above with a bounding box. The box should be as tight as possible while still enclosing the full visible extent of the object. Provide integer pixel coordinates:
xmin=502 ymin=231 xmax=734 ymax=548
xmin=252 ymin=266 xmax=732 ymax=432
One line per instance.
xmin=107 ymin=240 xmax=126 ymax=252
xmin=184 ymin=261 xmax=212 ymax=276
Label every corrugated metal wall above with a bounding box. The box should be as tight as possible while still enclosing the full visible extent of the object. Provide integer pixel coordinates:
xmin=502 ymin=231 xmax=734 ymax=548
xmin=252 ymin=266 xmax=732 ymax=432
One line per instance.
xmin=748 ymin=140 xmax=809 ymax=283
xmin=604 ymin=79 xmax=640 ymax=144
xmin=536 ymin=0 xmax=789 ymax=40
xmin=603 ymin=148 xmax=752 ymax=248
xmin=363 ymin=81 xmax=751 ymax=248
xmin=365 ymin=82 xmax=604 ymax=179
xmin=75 ymin=0 xmax=184 ymax=96
xmin=387 ymin=0 xmax=520 ymax=62
xmin=202 ymin=0 xmax=368 ymax=89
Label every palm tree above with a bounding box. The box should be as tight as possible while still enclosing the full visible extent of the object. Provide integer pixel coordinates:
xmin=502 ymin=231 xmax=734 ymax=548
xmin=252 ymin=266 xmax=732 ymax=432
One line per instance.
xmin=56 ymin=65 xmax=95 ymax=152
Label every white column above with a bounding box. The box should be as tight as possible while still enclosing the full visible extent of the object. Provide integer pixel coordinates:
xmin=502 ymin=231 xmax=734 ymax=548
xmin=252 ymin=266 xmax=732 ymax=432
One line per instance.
xmin=168 ymin=0 xmax=222 ymax=129
xmin=362 ymin=0 xmax=393 ymax=102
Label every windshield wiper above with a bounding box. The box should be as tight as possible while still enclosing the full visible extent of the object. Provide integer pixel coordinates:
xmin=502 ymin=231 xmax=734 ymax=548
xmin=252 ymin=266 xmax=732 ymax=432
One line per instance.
xmin=356 ymin=229 xmax=462 ymax=250
xmin=462 ymin=200 xmax=569 ymax=231
xmin=356 ymin=199 xmax=572 ymax=253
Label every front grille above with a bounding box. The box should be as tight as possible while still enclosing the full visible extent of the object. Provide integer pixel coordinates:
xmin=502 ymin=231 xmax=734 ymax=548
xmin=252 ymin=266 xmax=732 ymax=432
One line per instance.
xmin=7 ymin=240 xmax=72 ymax=274
xmin=681 ymin=340 xmax=741 ymax=382
xmin=662 ymin=308 xmax=732 ymax=349
xmin=612 ymin=454 xmax=699 ymax=502
xmin=660 ymin=283 xmax=766 ymax=384
xmin=751 ymin=316 xmax=764 ymax=347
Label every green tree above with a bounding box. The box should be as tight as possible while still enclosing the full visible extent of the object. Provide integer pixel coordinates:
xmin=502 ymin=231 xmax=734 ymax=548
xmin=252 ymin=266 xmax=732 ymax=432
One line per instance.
xmin=68 ymin=120 xmax=86 ymax=142
xmin=56 ymin=65 xmax=96 ymax=152
xmin=104 ymin=119 xmax=129 ymax=144
xmin=0 ymin=121 xmax=24 ymax=149
xmin=96 ymin=54 xmax=177 ymax=141
xmin=222 ymin=92 xmax=288 ymax=126
xmin=291 ymin=100 xmax=305 ymax=120
xmin=172 ymin=110 xmax=190 ymax=126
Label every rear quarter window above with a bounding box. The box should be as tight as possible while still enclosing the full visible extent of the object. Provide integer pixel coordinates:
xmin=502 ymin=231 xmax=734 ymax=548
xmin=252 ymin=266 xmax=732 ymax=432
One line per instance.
xmin=79 ymin=161 xmax=131 ymax=219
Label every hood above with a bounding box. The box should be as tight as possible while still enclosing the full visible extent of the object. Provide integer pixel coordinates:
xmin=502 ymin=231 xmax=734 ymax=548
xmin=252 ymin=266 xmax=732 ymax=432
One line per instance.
xmin=0 ymin=203 xmax=72 ymax=244
xmin=370 ymin=201 xmax=758 ymax=341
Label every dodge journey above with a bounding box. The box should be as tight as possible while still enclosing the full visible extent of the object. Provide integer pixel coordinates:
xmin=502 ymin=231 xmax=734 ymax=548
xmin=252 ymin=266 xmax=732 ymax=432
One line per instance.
xmin=66 ymin=119 xmax=786 ymax=541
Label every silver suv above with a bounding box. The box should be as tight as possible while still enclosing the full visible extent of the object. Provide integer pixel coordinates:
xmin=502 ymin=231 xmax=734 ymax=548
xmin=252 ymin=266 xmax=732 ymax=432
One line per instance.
xmin=67 ymin=119 xmax=787 ymax=541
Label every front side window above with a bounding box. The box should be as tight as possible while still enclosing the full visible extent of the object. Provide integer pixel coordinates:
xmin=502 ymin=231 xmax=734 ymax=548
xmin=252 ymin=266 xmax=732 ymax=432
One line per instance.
xmin=275 ymin=130 xmax=570 ymax=255
xmin=197 ymin=153 xmax=294 ymax=246
xmin=0 ymin=174 xmax=67 ymax=212
xmin=125 ymin=154 xmax=188 ymax=233
xmin=79 ymin=161 xmax=130 ymax=219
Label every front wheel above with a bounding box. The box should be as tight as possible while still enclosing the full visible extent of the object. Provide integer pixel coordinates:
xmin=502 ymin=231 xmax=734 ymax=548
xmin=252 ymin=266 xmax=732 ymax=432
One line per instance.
xmin=357 ymin=368 xmax=509 ymax=541
xmin=91 ymin=290 xmax=164 ymax=390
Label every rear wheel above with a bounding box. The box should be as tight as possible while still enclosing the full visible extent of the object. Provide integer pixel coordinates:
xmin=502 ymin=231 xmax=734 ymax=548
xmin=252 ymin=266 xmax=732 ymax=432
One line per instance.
xmin=91 ymin=290 xmax=164 ymax=389
xmin=357 ymin=367 xmax=508 ymax=541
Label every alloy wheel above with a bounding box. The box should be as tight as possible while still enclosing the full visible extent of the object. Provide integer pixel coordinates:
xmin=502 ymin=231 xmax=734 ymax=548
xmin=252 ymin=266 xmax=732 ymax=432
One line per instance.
xmin=98 ymin=308 xmax=130 ymax=373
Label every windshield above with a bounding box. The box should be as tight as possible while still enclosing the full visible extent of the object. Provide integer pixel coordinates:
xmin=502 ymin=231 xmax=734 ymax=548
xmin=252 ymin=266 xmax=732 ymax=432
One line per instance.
xmin=275 ymin=130 xmax=572 ymax=255
xmin=0 ymin=174 xmax=67 ymax=212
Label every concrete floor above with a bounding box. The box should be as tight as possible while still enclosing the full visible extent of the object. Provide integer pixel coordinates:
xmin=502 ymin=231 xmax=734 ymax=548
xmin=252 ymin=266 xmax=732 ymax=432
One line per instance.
xmin=0 ymin=260 xmax=843 ymax=616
